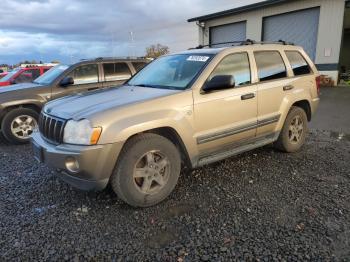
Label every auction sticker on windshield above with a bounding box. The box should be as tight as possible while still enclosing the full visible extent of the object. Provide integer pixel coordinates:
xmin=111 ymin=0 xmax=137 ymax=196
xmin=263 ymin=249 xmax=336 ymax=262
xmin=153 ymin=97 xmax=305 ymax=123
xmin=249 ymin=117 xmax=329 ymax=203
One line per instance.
xmin=187 ymin=56 xmax=210 ymax=62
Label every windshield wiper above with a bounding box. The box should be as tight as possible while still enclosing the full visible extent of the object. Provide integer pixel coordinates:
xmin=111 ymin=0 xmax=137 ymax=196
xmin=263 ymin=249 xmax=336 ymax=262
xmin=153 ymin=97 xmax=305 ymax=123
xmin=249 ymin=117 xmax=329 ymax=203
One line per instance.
xmin=132 ymin=84 xmax=159 ymax=88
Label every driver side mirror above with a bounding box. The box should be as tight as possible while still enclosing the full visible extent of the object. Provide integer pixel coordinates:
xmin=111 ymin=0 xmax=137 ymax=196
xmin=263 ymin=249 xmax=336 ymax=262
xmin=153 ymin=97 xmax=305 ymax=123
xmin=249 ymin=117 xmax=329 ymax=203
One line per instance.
xmin=202 ymin=75 xmax=235 ymax=93
xmin=60 ymin=76 xmax=74 ymax=87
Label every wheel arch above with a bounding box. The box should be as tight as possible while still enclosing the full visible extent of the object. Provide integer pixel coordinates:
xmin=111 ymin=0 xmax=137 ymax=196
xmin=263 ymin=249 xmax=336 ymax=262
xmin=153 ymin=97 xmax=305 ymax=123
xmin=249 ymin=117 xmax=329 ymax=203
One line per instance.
xmin=0 ymin=103 xmax=42 ymax=126
xmin=292 ymin=100 xmax=312 ymax=121
xmin=122 ymin=126 xmax=193 ymax=169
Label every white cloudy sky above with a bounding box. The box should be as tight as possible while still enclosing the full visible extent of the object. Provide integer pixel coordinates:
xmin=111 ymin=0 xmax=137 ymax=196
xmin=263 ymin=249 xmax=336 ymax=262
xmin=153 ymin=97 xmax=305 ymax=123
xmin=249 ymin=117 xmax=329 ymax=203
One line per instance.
xmin=0 ymin=0 xmax=264 ymax=64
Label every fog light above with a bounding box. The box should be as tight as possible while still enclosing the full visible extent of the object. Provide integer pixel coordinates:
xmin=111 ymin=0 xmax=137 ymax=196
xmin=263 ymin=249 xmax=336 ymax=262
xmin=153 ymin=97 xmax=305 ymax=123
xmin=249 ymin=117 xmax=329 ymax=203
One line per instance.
xmin=65 ymin=157 xmax=80 ymax=173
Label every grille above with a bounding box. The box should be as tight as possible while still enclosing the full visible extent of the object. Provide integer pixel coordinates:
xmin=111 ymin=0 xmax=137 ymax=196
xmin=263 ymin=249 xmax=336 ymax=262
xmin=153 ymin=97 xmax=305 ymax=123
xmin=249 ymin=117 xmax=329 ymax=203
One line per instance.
xmin=38 ymin=113 xmax=66 ymax=144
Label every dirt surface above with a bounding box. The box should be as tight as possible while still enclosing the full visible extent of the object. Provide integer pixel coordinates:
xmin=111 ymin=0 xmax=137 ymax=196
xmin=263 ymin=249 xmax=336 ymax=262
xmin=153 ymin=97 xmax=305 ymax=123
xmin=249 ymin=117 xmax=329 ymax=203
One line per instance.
xmin=0 ymin=130 xmax=349 ymax=261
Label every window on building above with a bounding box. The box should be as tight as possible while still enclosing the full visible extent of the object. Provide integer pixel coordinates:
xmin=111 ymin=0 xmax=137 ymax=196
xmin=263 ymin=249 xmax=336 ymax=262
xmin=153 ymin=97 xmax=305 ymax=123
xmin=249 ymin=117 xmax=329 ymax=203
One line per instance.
xmin=208 ymin=52 xmax=251 ymax=87
xmin=103 ymin=63 xmax=132 ymax=81
xmin=69 ymin=64 xmax=99 ymax=85
xmin=132 ymin=62 xmax=147 ymax=72
xmin=254 ymin=51 xmax=287 ymax=82
xmin=285 ymin=51 xmax=312 ymax=76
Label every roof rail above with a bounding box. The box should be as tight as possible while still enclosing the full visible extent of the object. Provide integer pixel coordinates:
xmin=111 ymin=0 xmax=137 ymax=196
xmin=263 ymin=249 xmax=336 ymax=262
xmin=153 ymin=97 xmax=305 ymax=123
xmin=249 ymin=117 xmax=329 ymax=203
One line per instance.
xmin=190 ymin=39 xmax=294 ymax=49
xmin=94 ymin=56 xmax=148 ymax=61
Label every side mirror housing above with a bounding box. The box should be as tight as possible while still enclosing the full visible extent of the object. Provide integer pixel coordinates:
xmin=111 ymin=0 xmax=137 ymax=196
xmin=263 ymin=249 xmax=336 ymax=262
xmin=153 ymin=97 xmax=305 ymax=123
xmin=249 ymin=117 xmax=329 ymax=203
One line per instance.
xmin=202 ymin=75 xmax=235 ymax=93
xmin=60 ymin=76 xmax=74 ymax=87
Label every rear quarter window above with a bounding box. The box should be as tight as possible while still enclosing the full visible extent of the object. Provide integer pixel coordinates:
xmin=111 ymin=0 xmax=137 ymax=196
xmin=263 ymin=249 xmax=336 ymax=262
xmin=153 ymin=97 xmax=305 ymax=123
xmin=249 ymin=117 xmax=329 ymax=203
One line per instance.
xmin=285 ymin=51 xmax=312 ymax=76
xmin=254 ymin=51 xmax=287 ymax=82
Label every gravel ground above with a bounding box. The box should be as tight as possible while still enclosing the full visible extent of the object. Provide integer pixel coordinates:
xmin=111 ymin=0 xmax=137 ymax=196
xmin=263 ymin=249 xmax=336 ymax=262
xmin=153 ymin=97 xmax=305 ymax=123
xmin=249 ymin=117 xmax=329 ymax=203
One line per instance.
xmin=0 ymin=130 xmax=349 ymax=261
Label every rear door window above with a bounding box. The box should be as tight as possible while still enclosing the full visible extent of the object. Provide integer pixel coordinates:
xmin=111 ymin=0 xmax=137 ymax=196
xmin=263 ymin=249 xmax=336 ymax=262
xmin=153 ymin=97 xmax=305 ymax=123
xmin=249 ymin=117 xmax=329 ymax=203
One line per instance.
xmin=103 ymin=63 xmax=132 ymax=81
xmin=285 ymin=51 xmax=312 ymax=76
xmin=69 ymin=64 xmax=99 ymax=85
xmin=254 ymin=51 xmax=287 ymax=82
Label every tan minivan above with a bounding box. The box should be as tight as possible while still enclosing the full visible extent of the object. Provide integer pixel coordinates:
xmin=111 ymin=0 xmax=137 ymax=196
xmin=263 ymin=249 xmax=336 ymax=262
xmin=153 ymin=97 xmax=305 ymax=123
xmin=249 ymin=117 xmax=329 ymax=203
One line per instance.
xmin=32 ymin=41 xmax=320 ymax=207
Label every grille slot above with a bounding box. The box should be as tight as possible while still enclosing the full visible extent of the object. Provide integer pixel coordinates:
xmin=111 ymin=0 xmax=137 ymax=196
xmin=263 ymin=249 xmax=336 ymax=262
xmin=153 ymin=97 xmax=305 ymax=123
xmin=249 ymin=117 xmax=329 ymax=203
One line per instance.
xmin=39 ymin=113 xmax=66 ymax=144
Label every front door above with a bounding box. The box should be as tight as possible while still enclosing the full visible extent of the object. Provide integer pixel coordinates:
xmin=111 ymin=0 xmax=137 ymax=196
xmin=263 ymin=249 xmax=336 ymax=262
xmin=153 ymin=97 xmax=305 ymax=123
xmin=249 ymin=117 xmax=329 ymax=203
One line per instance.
xmin=193 ymin=52 xmax=257 ymax=155
xmin=51 ymin=63 xmax=103 ymax=100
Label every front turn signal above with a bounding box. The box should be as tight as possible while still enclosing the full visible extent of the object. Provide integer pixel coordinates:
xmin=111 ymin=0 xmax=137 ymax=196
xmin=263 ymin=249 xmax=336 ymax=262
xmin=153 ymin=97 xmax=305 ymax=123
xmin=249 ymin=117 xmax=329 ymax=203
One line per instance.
xmin=90 ymin=127 xmax=102 ymax=145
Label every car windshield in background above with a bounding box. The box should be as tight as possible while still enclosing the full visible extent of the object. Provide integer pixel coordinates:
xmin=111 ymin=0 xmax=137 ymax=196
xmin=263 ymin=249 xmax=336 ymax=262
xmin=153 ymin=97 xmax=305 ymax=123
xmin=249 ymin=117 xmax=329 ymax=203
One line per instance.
xmin=0 ymin=68 xmax=20 ymax=82
xmin=128 ymin=54 xmax=214 ymax=90
xmin=34 ymin=65 xmax=69 ymax=85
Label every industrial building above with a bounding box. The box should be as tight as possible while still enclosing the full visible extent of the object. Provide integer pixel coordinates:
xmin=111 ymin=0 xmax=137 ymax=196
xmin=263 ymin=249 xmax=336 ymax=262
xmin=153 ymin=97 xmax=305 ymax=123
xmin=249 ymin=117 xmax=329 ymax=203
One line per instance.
xmin=188 ymin=0 xmax=350 ymax=83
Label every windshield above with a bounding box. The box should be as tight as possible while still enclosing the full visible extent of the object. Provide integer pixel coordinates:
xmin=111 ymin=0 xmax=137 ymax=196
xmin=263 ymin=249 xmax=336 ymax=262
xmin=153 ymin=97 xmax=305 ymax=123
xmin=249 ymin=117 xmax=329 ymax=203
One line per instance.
xmin=128 ymin=54 xmax=213 ymax=90
xmin=0 ymin=68 xmax=20 ymax=82
xmin=34 ymin=65 xmax=69 ymax=85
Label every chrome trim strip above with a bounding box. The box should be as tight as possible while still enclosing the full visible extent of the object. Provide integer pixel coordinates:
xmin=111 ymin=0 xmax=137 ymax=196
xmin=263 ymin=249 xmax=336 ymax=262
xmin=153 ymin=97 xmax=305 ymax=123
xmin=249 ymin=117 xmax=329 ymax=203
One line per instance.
xmin=197 ymin=114 xmax=281 ymax=145
xmin=257 ymin=115 xmax=280 ymax=127
xmin=197 ymin=122 xmax=257 ymax=145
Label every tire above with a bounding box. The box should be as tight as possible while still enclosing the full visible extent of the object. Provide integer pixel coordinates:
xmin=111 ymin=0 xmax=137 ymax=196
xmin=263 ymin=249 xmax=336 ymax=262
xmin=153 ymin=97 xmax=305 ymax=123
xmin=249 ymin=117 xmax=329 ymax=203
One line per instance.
xmin=1 ymin=108 xmax=39 ymax=145
xmin=110 ymin=133 xmax=181 ymax=207
xmin=274 ymin=106 xmax=308 ymax=153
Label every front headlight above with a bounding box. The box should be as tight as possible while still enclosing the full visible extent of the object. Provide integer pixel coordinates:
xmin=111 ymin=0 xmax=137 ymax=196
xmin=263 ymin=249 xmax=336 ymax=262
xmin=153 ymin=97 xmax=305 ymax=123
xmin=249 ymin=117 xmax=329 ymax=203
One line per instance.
xmin=63 ymin=119 xmax=102 ymax=145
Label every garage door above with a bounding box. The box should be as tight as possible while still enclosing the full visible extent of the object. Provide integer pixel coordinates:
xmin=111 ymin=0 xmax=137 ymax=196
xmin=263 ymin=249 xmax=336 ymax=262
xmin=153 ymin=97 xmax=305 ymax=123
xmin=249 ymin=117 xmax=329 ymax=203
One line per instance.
xmin=210 ymin=21 xmax=246 ymax=47
xmin=263 ymin=8 xmax=320 ymax=61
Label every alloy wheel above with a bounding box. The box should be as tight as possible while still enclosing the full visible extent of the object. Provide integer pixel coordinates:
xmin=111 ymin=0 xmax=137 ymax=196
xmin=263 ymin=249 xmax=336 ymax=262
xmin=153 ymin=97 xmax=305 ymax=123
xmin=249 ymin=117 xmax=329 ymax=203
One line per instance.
xmin=10 ymin=115 xmax=37 ymax=140
xmin=288 ymin=115 xmax=304 ymax=144
xmin=133 ymin=150 xmax=170 ymax=195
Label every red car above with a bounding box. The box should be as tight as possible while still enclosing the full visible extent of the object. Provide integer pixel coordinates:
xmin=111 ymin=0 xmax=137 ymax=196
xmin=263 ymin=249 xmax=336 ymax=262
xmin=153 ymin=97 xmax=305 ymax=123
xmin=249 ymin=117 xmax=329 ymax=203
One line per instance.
xmin=0 ymin=66 xmax=53 ymax=87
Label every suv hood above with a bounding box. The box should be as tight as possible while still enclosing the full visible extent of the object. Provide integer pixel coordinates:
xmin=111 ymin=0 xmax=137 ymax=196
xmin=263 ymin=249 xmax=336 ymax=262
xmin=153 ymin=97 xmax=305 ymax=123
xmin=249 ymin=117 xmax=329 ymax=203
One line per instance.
xmin=0 ymin=82 xmax=43 ymax=93
xmin=44 ymin=85 xmax=180 ymax=120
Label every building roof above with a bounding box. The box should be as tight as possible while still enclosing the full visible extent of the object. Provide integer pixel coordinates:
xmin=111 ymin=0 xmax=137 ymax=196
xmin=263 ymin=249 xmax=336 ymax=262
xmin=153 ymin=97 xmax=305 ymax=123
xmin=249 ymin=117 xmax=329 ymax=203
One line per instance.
xmin=188 ymin=0 xmax=294 ymax=22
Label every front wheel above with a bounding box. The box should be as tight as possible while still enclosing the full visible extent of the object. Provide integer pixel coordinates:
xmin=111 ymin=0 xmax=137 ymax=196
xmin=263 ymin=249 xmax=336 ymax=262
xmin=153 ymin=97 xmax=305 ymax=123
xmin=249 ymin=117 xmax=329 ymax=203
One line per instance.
xmin=110 ymin=133 xmax=181 ymax=207
xmin=274 ymin=106 xmax=308 ymax=153
xmin=1 ymin=108 xmax=39 ymax=144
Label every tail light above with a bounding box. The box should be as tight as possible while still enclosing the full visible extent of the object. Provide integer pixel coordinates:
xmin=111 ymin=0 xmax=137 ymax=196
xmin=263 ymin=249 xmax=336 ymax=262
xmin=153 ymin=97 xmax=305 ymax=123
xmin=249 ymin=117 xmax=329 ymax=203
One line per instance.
xmin=315 ymin=76 xmax=321 ymax=96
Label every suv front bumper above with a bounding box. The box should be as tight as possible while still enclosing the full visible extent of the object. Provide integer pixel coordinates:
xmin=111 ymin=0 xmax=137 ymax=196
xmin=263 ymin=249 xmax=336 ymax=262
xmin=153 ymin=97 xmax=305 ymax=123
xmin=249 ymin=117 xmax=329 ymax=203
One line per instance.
xmin=31 ymin=132 xmax=123 ymax=191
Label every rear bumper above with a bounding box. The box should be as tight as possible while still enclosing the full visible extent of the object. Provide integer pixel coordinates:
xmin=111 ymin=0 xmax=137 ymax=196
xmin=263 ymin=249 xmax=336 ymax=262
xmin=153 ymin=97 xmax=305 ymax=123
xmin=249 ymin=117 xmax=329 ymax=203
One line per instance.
xmin=31 ymin=132 xmax=123 ymax=191
xmin=311 ymin=97 xmax=320 ymax=116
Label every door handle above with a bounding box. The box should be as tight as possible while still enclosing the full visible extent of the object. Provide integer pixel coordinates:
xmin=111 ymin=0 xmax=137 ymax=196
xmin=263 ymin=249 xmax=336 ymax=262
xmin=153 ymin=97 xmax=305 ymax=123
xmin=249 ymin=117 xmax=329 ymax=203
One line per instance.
xmin=241 ymin=93 xmax=255 ymax=100
xmin=283 ymin=85 xmax=294 ymax=91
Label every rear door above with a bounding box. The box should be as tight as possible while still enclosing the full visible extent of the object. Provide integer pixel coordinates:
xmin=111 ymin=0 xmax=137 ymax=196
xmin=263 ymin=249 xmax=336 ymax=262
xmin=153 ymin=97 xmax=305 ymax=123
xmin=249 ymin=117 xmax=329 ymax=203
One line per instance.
xmin=51 ymin=63 xmax=102 ymax=100
xmin=254 ymin=50 xmax=291 ymax=136
xmin=101 ymin=62 xmax=132 ymax=88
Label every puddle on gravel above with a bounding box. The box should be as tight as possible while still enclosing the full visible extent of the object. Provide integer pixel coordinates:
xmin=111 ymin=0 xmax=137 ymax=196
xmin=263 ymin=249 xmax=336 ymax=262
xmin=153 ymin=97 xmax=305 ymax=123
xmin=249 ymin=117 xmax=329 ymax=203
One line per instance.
xmin=164 ymin=203 xmax=197 ymax=218
xmin=33 ymin=205 xmax=57 ymax=215
xmin=145 ymin=228 xmax=179 ymax=249
xmin=330 ymin=131 xmax=350 ymax=142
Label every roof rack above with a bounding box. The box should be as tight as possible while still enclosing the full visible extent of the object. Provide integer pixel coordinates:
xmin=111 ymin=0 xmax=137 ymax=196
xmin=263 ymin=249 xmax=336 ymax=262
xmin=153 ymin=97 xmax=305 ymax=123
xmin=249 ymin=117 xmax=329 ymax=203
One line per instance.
xmin=190 ymin=39 xmax=294 ymax=49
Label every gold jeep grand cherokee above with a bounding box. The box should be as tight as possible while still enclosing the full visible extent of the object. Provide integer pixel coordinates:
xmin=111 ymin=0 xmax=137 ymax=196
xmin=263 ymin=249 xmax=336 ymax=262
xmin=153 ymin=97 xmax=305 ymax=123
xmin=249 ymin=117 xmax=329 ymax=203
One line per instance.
xmin=31 ymin=40 xmax=320 ymax=207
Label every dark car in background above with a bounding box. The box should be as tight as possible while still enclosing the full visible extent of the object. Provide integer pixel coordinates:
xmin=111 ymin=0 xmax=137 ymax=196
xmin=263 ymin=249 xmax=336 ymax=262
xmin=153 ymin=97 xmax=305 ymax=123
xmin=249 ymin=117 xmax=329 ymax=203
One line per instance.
xmin=0 ymin=65 xmax=54 ymax=87
xmin=0 ymin=57 xmax=149 ymax=144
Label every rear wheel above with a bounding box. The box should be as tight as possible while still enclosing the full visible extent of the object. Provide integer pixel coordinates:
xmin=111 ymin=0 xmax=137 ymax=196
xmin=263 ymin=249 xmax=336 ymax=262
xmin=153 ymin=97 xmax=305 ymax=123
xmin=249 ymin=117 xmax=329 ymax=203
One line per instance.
xmin=275 ymin=106 xmax=308 ymax=153
xmin=1 ymin=108 xmax=39 ymax=144
xmin=110 ymin=133 xmax=181 ymax=207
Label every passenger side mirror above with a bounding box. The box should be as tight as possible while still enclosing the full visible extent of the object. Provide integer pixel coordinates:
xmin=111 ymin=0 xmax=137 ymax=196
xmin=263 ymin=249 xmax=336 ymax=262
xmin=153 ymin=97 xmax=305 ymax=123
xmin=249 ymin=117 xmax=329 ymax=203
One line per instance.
xmin=60 ymin=76 xmax=74 ymax=87
xmin=202 ymin=75 xmax=235 ymax=93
